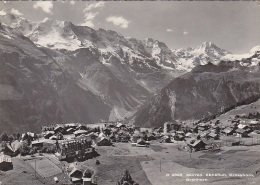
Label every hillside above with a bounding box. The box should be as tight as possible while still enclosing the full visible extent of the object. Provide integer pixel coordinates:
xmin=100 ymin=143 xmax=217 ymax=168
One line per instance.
xmin=131 ymin=62 xmax=260 ymax=128
xmin=206 ymin=97 xmax=260 ymax=126
xmin=0 ymin=26 xmax=111 ymax=133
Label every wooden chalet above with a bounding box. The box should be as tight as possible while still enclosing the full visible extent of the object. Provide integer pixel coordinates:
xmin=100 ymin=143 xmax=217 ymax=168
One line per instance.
xmin=186 ymin=139 xmax=206 ymax=152
xmin=0 ymin=154 xmax=13 ymax=171
xmin=222 ymin=127 xmax=235 ymax=136
xmin=235 ymin=128 xmax=249 ymax=137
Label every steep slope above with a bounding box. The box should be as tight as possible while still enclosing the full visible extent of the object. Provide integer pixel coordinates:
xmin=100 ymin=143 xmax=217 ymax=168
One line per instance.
xmin=0 ymin=25 xmax=110 ymax=133
xmin=206 ymin=98 xmax=260 ymax=127
xmin=131 ymin=62 xmax=260 ymax=128
xmin=0 ymin=13 xmax=184 ymax=119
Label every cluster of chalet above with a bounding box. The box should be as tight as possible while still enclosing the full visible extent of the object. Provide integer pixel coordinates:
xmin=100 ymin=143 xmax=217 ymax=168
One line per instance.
xmin=65 ymin=163 xmax=97 ymax=185
xmin=1 ymin=116 xmax=259 ymax=173
xmin=102 ymin=122 xmax=209 ymax=150
xmin=101 ymin=123 xmax=161 ymax=147
xmin=37 ymin=122 xmax=142 ymax=160
xmin=157 ymin=122 xmax=208 ymax=151
xmin=159 ymin=117 xmax=260 ymax=151
xmin=221 ymin=119 xmax=260 ymax=137
xmin=0 ymin=132 xmax=37 ymax=171
xmin=40 ymin=123 xmax=105 ymax=160
xmin=100 ymin=123 xmax=138 ymax=144
xmin=0 ymin=121 xmax=135 ymax=167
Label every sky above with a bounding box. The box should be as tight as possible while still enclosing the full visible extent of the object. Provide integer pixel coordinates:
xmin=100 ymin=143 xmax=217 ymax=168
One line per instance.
xmin=0 ymin=1 xmax=260 ymax=54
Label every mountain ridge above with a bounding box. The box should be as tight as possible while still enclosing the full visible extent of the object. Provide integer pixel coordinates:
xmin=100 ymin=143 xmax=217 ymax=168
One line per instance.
xmin=130 ymin=62 xmax=260 ymax=127
xmin=0 ymin=13 xmax=260 ymax=132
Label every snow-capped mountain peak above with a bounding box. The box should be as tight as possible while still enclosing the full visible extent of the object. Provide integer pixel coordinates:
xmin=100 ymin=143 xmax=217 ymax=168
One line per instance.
xmin=0 ymin=13 xmax=259 ymax=71
xmin=222 ymin=45 xmax=260 ymax=66
xmin=172 ymin=41 xmax=232 ymax=71
xmin=200 ymin=41 xmax=214 ymax=48
xmin=0 ymin=13 xmax=33 ymax=33
xmin=193 ymin=41 xmax=231 ymax=56
xmin=250 ymin=45 xmax=260 ymax=54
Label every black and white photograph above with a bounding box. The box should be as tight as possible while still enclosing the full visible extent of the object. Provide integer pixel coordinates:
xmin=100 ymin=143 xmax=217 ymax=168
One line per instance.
xmin=0 ymin=0 xmax=260 ymax=184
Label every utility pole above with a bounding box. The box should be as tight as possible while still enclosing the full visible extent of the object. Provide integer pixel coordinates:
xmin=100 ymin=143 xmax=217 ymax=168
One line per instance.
xmin=35 ymin=160 xmax=36 ymax=178
xmin=160 ymin=159 xmax=161 ymax=172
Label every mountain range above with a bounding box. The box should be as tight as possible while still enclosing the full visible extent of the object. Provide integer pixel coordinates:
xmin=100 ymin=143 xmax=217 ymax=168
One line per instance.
xmin=0 ymin=13 xmax=259 ymax=132
xmin=130 ymin=62 xmax=260 ymax=128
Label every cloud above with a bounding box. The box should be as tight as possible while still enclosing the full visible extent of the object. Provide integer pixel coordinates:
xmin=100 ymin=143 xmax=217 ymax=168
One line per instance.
xmin=70 ymin=1 xmax=75 ymax=5
xmin=81 ymin=12 xmax=98 ymax=27
xmin=11 ymin=8 xmax=23 ymax=16
xmin=0 ymin=10 xmax=6 ymax=16
xmin=33 ymin=1 xmax=53 ymax=14
xmin=166 ymin=29 xmax=173 ymax=32
xmin=80 ymin=2 xmax=105 ymax=28
xmin=84 ymin=1 xmax=105 ymax=12
xmin=183 ymin=31 xmax=188 ymax=35
xmin=106 ymin=16 xmax=130 ymax=29
xmin=84 ymin=12 xmax=98 ymax=21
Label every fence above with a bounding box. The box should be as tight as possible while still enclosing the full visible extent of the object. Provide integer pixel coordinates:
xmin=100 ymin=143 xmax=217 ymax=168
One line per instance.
xmin=27 ymin=158 xmax=62 ymax=178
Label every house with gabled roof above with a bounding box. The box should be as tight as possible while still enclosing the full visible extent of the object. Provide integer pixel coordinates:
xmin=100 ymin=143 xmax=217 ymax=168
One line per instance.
xmin=69 ymin=167 xmax=83 ymax=183
xmin=136 ymin=138 xmax=149 ymax=147
xmin=208 ymin=132 xmax=219 ymax=140
xmin=54 ymin=124 xmax=64 ymax=133
xmin=235 ymin=128 xmax=249 ymax=137
xmin=223 ymin=127 xmax=235 ymax=136
xmin=131 ymin=134 xmax=140 ymax=143
xmin=83 ymin=169 xmax=93 ymax=185
xmin=96 ymin=137 xmax=112 ymax=146
xmin=74 ymin=130 xmax=89 ymax=137
xmin=237 ymin=124 xmax=249 ymax=130
xmin=5 ymin=140 xmax=23 ymax=156
xmin=186 ymin=139 xmax=206 ymax=152
xmin=0 ymin=154 xmax=13 ymax=171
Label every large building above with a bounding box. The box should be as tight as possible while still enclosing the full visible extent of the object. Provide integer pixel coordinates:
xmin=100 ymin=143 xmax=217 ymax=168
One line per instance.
xmin=55 ymin=137 xmax=94 ymax=161
xmin=164 ymin=122 xmax=181 ymax=134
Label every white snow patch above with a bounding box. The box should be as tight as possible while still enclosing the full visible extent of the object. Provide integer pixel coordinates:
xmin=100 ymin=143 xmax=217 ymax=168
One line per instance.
xmin=1 ymin=33 xmax=12 ymax=40
xmin=79 ymin=73 xmax=84 ymax=78
xmin=250 ymin=46 xmax=260 ymax=53
xmin=100 ymin=56 xmax=111 ymax=66
xmin=222 ymin=53 xmax=253 ymax=61
xmin=34 ymin=28 xmax=82 ymax=50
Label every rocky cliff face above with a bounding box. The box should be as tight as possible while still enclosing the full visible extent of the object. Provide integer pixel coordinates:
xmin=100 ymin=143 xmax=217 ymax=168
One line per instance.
xmin=131 ymin=62 xmax=260 ymax=128
xmin=0 ymin=26 xmax=110 ymax=133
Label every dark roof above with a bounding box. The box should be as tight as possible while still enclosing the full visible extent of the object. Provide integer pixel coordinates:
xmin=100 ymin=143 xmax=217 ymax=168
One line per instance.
xmin=235 ymin=128 xmax=247 ymax=134
xmin=223 ymin=127 xmax=234 ymax=133
xmin=186 ymin=139 xmax=205 ymax=147
xmin=69 ymin=167 xmax=83 ymax=178
xmin=208 ymin=133 xmax=218 ymax=138
xmin=137 ymin=138 xmax=147 ymax=145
